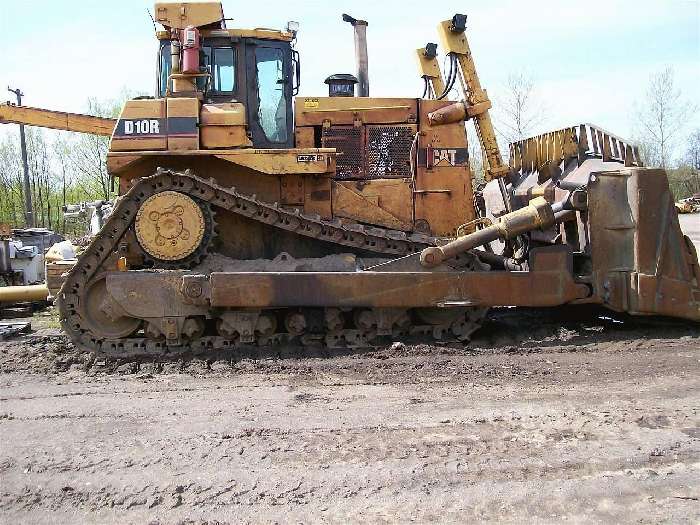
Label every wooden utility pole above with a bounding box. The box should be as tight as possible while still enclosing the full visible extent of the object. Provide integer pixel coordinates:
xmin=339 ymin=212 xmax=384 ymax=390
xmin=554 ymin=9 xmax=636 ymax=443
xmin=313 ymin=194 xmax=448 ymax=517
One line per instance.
xmin=7 ymin=87 xmax=34 ymax=227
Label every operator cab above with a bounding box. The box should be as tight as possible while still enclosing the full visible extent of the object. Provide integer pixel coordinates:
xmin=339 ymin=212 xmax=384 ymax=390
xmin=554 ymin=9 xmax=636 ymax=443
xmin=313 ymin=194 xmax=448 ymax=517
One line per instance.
xmin=155 ymin=4 xmax=298 ymax=149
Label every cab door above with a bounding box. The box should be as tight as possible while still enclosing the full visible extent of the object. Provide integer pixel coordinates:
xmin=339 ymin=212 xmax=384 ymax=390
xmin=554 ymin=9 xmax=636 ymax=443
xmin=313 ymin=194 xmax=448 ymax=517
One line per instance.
xmin=244 ymin=39 xmax=294 ymax=149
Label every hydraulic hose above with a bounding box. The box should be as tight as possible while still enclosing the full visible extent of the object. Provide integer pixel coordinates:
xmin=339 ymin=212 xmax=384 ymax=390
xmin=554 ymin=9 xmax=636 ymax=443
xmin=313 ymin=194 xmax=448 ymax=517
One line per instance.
xmin=436 ymin=54 xmax=457 ymax=100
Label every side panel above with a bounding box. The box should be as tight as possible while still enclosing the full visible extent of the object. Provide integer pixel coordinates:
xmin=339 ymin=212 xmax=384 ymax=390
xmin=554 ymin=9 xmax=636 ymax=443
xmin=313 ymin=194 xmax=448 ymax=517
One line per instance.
xmin=332 ymin=179 xmax=413 ymax=231
xmin=154 ymin=2 xmax=223 ymax=29
xmin=304 ymin=176 xmax=333 ymax=219
xmin=111 ymin=100 xmax=167 ymax=151
xmin=167 ymin=98 xmax=199 ymax=150
xmin=200 ymin=102 xmax=251 ymax=149
xmin=201 ymin=126 xmax=250 ymax=148
xmin=295 ymin=127 xmax=315 ymax=148
xmin=414 ymin=99 xmax=475 ymax=237
xmin=110 ymin=155 xmax=283 ymax=202
xmin=281 ymin=174 xmax=305 ymax=206
xmin=295 ymin=97 xmax=418 ymax=126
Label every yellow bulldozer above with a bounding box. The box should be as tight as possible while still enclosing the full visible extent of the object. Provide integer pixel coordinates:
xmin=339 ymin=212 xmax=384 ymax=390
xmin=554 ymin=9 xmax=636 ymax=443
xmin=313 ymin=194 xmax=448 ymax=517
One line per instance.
xmin=1 ymin=3 xmax=698 ymax=356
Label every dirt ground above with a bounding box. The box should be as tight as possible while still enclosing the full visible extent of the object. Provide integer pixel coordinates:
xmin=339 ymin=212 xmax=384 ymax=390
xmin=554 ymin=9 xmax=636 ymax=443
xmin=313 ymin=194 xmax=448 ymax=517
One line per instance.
xmin=1 ymin=216 xmax=699 ymax=524
xmin=0 ymin=306 xmax=698 ymax=525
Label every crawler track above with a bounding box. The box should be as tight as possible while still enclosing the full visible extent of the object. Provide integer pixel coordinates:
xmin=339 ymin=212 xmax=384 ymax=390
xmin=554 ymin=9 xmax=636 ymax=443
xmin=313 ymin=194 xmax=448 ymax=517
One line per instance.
xmin=58 ymin=169 xmax=486 ymax=357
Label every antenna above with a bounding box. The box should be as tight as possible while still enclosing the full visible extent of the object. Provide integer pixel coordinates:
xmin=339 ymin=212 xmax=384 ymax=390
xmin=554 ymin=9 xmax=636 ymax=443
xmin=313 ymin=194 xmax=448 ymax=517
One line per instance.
xmin=146 ymin=8 xmax=158 ymax=35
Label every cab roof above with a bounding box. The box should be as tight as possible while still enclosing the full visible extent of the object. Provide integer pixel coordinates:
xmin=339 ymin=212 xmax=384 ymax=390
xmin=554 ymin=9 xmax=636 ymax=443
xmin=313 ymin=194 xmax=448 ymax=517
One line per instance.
xmin=154 ymin=1 xmax=294 ymax=42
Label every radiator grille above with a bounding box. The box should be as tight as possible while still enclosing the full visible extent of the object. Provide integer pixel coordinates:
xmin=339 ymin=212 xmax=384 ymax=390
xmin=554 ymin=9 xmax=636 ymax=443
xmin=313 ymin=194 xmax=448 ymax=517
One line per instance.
xmin=322 ymin=124 xmax=416 ymax=180
xmin=321 ymin=126 xmax=363 ymax=180
xmin=366 ymin=125 xmax=414 ymax=179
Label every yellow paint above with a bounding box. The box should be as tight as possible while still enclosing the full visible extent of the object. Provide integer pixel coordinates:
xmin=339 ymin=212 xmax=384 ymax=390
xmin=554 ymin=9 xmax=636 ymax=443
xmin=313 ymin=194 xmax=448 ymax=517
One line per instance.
xmin=135 ymin=191 xmax=205 ymax=261
xmin=154 ymin=1 xmax=223 ymax=29
xmin=0 ymin=103 xmax=115 ymax=136
xmin=333 ymin=180 xmax=413 ymax=231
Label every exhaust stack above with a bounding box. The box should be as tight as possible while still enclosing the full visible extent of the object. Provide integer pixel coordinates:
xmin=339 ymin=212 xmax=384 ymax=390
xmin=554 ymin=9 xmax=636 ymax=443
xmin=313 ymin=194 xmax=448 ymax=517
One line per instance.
xmin=342 ymin=14 xmax=369 ymax=97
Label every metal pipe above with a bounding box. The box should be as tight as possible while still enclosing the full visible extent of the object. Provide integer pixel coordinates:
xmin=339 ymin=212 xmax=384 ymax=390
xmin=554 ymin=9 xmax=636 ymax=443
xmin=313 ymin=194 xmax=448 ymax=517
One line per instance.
xmin=0 ymin=284 xmax=49 ymax=304
xmin=342 ymin=14 xmax=369 ymax=97
xmin=556 ymin=180 xmax=585 ymax=191
xmin=171 ymin=40 xmax=181 ymax=74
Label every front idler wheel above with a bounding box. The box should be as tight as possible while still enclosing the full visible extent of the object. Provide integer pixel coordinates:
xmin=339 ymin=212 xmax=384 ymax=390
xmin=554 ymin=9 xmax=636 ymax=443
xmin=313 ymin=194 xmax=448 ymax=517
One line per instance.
xmin=81 ymin=278 xmax=142 ymax=339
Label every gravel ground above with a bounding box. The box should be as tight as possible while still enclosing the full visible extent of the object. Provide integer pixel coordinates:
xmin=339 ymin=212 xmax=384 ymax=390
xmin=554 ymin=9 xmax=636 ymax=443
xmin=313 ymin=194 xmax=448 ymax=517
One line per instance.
xmin=0 ymin=307 xmax=698 ymax=524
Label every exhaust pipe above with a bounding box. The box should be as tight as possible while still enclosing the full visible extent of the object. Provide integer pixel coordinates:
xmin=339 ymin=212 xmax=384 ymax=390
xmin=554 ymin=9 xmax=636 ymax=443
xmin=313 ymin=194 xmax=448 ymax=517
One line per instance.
xmin=342 ymin=14 xmax=369 ymax=97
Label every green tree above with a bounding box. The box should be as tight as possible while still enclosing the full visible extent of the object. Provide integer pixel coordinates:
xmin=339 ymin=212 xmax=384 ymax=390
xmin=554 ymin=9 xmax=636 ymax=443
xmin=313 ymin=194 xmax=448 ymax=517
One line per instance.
xmin=667 ymin=129 xmax=700 ymax=200
xmin=0 ymin=91 xmax=141 ymax=234
xmin=634 ymin=67 xmax=696 ymax=169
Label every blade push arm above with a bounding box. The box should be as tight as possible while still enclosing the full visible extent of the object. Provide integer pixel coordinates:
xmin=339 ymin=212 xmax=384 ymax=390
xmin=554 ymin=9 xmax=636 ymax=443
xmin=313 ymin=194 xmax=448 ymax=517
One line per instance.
xmin=0 ymin=103 xmax=116 ymax=136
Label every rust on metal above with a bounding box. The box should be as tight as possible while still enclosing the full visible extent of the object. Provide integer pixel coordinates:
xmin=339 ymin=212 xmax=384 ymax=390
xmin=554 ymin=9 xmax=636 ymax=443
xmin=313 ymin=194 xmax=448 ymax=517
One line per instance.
xmin=204 ymin=268 xmax=589 ymax=308
xmin=509 ymin=124 xmax=644 ymax=176
xmin=586 ymin=168 xmax=700 ymax=321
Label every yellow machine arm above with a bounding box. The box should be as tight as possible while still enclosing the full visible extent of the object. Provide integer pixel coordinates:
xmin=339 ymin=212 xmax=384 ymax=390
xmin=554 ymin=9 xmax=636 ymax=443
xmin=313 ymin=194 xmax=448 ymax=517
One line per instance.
xmin=415 ymin=43 xmax=446 ymax=99
xmin=436 ymin=15 xmax=509 ymax=181
xmin=0 ymin=103 xmax=115 ymax=136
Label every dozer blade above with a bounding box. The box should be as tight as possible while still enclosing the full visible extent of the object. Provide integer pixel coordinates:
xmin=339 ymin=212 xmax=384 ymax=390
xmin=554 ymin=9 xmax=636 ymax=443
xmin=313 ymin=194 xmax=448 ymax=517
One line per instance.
xmin=507 ymin=124 xmax=699 ymax=322
xmin=586 ymin=167 xmax=700 ymax=322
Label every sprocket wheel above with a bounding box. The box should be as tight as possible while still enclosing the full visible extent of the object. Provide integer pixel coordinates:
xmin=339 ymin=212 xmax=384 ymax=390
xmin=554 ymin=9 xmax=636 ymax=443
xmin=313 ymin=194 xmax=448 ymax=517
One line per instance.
xmin=135 ymin=191 xmax=216 ymax=269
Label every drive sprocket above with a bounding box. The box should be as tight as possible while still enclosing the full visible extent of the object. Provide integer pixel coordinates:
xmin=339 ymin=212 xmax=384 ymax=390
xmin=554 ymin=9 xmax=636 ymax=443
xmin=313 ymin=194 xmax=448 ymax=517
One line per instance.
xmin=135 ymin=190 xmax=215 ymax=269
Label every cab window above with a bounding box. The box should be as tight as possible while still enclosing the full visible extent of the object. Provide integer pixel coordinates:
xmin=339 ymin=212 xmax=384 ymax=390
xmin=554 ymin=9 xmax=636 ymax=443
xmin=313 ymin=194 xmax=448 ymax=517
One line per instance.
xmin=255 ymin=47 xmax=287 ymax=143
xmin=202 ymin=46 xmax=236 ymax=92
xmin=158 ymin=42 xmax=236 ymax=96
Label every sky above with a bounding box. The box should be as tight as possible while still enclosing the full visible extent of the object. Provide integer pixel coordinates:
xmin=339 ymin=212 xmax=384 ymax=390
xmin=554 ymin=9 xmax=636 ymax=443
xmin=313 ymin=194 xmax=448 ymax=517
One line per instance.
xmin=1 ymin=0 xmax=699 ymax=154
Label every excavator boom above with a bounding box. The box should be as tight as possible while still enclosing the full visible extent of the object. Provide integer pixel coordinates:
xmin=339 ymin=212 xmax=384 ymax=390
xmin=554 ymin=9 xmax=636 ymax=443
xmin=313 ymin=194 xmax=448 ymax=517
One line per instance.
xmin=0 ymin=103 xmax=115 ymax=136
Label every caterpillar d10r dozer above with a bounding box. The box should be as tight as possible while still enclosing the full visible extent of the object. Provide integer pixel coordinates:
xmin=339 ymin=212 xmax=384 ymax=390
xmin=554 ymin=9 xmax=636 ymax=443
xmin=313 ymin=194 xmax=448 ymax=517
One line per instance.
xmin=2 ymin=4 xmax=698 ymax=357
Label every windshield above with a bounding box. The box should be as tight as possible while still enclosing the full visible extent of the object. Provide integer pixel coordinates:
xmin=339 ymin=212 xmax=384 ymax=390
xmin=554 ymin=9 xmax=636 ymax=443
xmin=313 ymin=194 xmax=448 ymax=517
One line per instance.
xmin=255 ymin=47 xmax=287 ymax=143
